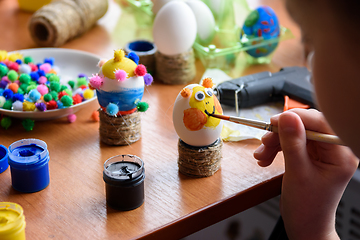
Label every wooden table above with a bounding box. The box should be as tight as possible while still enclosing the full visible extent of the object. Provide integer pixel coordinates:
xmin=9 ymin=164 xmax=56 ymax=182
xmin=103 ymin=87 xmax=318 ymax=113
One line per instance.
xmin=0 ymin=0 xmax=305 ymax=239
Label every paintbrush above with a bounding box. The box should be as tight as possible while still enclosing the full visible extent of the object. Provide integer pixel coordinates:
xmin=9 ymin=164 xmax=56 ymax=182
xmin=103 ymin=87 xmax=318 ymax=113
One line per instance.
xmin=209 ymin=113 xmax=344 ymax=145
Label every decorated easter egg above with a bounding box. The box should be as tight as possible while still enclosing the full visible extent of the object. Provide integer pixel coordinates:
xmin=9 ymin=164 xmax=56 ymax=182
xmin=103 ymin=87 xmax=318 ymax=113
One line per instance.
xmin=90 ymin=49 xmax=152 ymax=116
xmin=185 ymin=0 xmax=215 ymax=45
xmin=241 ymin=6 xmax=280 ymax=58
xmin=172 ymin=78 xmax=223 ymax=147
xmin=153 ymin=1 xmax=197 ymax=56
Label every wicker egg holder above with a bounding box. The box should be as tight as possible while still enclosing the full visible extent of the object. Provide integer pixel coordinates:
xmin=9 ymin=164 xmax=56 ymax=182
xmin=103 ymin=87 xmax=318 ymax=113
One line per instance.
xmin=177 ymin=138 xmax=223 ymax=177
xmin=99 ymin=109 xmax=141 ymax=146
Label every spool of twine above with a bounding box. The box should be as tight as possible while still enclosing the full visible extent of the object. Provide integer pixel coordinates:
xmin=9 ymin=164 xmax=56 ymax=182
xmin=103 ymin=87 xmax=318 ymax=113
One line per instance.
xmin=178 ymin=138 xmax=223 ymax=177
xmin=28 ymin=0 xmax=108 ymax=47
xmin=155 ymin=48 xmax=196 ymax=84
xmin=99 ymin=110 xmax=141 ymax=146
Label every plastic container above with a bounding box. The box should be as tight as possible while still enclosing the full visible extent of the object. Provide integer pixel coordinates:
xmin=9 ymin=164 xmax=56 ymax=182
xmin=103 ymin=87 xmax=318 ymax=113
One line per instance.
xmin=103 ymin=155 xmax=145 ymax=210
xmin=0 ymin=145 xmax=8 ymax=174
xmin=8 ymin=139 xmax=50 ymax=193
xmin=0 ymin=202 xmax=26 ymax=240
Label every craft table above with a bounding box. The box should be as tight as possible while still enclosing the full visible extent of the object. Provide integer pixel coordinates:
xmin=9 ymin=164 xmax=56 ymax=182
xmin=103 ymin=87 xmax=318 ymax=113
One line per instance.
xmin=0 ymin=0 xmax=305 ymax=239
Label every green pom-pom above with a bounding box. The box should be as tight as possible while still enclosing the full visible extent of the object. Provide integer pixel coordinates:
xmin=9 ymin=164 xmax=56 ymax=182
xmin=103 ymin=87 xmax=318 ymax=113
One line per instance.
xmin=7 ymin=70 xmax=18 ymax=81
xmin=26 ymin=85 xmax=36 ymax=93
xmin=50 ymin=81 xmax=60 ymax=92
xmin=20 ymin=83 xmax=29 ymax=92
xmin=1 ymin=117 xmax=12 ymax=129
xmin=60 ymin=85 xmax=68 ymax=92
xmin=77 ymin=77 xmax=87 ymax=88
xmin=17 ymin=88 xmax=24 ymax=95
xmin=22 ymin=119 xmax=35 ymax=131
xmin=49 ymin=74 xmax=60 ymax=82
xmin=137 ymin=102 xmax=149 ymax=112
xmin=0 ymin=64 xmax=9 ymax=77
xmin=50 ymin=91 xmax=58 ymax=101
xmin=28 ymin=80 xmax=37 ymax=86
xmin=24 ymin=56 xmax=33 ymax=64
xmin=46 ymin=73 xmax=54 ymax=79
xmin=3 ymin=100 xmax=13 ymax=110
xmin=64 ymin=88 xmax=72 ymax=96
xmin=19 ymin=73 xmax=31 ymax=84
xmin=60 ymin=95 xmax=73 ymax=106
xmin=43 ymin=93 xmax=53 ymax=102
xmin=68 ymin=80 xmax=75 ymax=89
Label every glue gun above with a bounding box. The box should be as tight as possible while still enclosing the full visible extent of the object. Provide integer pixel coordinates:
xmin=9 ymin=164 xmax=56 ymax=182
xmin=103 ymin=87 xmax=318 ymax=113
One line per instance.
xmin=214 ymin=66 xmax=315 ymax=110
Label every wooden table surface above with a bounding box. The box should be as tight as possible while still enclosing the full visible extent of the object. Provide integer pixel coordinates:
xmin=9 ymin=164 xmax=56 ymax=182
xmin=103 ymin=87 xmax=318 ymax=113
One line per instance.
xmin=0 ymin=0 xmax=305 ymax=239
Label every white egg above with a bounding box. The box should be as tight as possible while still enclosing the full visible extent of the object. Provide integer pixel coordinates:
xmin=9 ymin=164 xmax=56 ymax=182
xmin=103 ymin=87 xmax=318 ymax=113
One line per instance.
xmin=153 ymin=1 xmax=197 ymax=55
xmin=173 ymin=83 xmax=223 ymax=147
xmin=152 ymin=0 xmax=175 ymax=15
xmin=185 ymin=0 xmax=215 ymax=44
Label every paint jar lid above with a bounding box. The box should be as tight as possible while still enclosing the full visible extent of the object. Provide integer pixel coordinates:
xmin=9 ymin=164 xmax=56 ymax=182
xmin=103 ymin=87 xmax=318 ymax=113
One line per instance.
xmin=103 ymin=155 xmax=144 ymax=181
xmin=124 ymin=40 xmax=157 ymax=57
xmin=8 ymin=139 xmax=48 ymax=166
xmin=0 ymin=202 xmax=26 ymax=236
xmin=0 ymin=145 xmax=8 ymax=174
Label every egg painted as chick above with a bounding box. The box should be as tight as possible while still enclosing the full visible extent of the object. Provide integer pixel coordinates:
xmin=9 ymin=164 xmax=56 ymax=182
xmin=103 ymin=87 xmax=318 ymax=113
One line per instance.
xmin=173 ymin=78 xmax=223 ymax=147
xmin=89 ymin=49 xmax=153 ymax=116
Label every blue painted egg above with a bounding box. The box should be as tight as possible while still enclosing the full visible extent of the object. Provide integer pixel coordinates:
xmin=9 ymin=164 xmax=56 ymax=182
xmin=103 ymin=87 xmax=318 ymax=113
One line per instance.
xmin=241 ymin=6 xmax=280 ymax=58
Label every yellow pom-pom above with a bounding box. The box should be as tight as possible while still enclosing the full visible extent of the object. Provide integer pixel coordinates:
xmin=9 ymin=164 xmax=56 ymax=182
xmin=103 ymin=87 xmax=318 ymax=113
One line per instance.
xmin=23 ymin=101 xmax=36 ymax=111
xmin=114 ymin=49 xmax=125 ymax=62
xmin=8 ymin=53 xmax=23 ymax=62
xmin=101 ymin=49 xmax=137 ymax=79
xmin=83 ymin=89 xmax=94 ymax=100
xmin=0 ymin=50 xmax=8 ymax=61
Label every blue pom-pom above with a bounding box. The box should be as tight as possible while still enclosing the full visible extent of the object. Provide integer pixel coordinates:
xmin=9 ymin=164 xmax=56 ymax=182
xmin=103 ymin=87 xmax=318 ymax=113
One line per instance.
xmin=144 ymin=73 xmax=153 ymax=86
xmin=106 ymin=103 xmax=119 ymax=116
xmin=44 ymin=57 xmax=55 ymax=66
xmin=29 ymin=89 xmax=41 ymax=102
xmin=12 ymin=93 xmax=24 ymax=102
xmin=56 ymin=100 xmax=64 ymax=109
xmin=37 ymin=69 xmax=46 ymax=77
xmin=3 ymin=89 xmax=14 ymax=100
xmin=127 ymin=52 xmax=139 ymax=65
xmin=15 ymin=59 xmax=22 ymax=65
xmin=30 ymin=72 xmax=40 ymax=81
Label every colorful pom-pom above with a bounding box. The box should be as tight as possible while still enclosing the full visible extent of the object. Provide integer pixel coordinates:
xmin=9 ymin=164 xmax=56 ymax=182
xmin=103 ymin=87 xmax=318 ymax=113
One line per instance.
xmin=29 ymin=89 xmax=41 ymax=102
xmin=106 ymin=103 xmax=119 ymax=116
xmin=77 ymin=77 xmax=88 ymax=88
xmin=3 ymin=100 xmax=13 ymax=109
xmin=72 ymin=94 xmax=82 ymax=104
xmin=8 ymin=83 xmax=19 ymax=93
xmin=43 ymin=93 xmax=52 ymax=102
xmin=58 ymin=90 xmax=68 ymax=100
xmin=22 ymin=119 xmax=35 ymax=131
xmin=134 ymin=64 xmax=147 ymax=77
xmin=3 ymin=89 xmax=14 ymax=100
xmin=12 ymin=100 xmax=23 ymax=111
xmin=35 ymin=102 xmax=47 ymax=111
xmin=49 ymin=74 xmax=59 ymax=82
xmin=68 ymin=80 xmax=75 ymax=89
xmin=97 ymin=59 xmax=107 ymax=68
xmin=60 ymin=95 xmax=73 ymax=106
xmin=1 ymin=117 xmax=12 ymax=129
xmin=144 ymin=73 xmax=153 ymax=86
xmin=127 ymin=52 xmax=139 ymax=65
xmin=136 ymin=101 xmax=149 ymax=112
xmin=0 ymin=64 xmax=8 ymax=77
xmin=18 ymin=64 xmax=31 ymax=74
xmin=50 ymin=81 xmax=60 ymax=92
xmin=56 ymin=100 xmax=64 ymax=109
xmin=29 ymin=72 xmax=40 ymax=81
xmin=38 ymin=76 xmax=47 ymax=84
xmin=37 ymin=84 xmax=49 ymax=95
xmin=44 ymin=57 xmax=54 ymax=66
xmin=23 ymin=101 xmax=36 ymax=111
xmin=7 ymin=70 xmax=18 ymax=81
xmin=202 ymin=77 xmax=214 ymax=88
xmin=67 ymin=114 xmax=77 ymax=123
xmin=46 ymin=100 xmax=58 ymax=110
xmin=19 ymin=73 xmax=31 ymax=84
xmin=39 ymin=63 xmax=52 ymax=73
xmin=83 ymin=89 xmax=94 ymax=100
xmin=89 ymin=74 xmax=103 ymax=89
xmin=91 ymin=110 xmax=99 ymax=122
xmin=24 ymin=56 xmax=33 ymax=64
xmin=115 ymin=69 xmax=128 ymax=81
xmin=12 ymin=93 xmax=24 ymax=102
xmin=0 ymin=96 xmax=5 ymax=107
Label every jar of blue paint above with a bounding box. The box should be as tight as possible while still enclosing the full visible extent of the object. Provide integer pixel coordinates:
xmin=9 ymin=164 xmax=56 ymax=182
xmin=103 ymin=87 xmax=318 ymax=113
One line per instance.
xmin=8 ymin=139 xmax=50 ymax=193
xmin=0 ymin=145 xmax=9 ymax=174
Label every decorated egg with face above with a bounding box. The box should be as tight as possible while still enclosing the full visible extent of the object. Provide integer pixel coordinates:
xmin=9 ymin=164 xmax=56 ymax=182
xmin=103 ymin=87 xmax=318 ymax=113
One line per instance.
xmin=89 ymin=49 xmax=153 ymax=116
xmin=173 ymin=78 xmax=223 ymax=147
xmin=241 ymin=6 xmax=280 ymax=58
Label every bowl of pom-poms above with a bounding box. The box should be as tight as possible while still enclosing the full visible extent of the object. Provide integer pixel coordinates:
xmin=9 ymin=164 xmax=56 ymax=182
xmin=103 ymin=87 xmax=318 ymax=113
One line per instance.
xmin=0 ymin=48 xmax=100 ymax=120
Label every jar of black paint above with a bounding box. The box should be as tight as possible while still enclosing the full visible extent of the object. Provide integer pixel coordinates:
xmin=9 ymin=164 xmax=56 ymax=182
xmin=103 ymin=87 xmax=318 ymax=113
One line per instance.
xmin=103 ymin=155 xmax=145 ymax=211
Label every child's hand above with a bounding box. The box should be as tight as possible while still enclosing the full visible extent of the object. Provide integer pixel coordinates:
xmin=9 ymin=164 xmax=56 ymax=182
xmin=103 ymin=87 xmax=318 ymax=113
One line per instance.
xmin=254 ymin=109 xmax=359 ymax=240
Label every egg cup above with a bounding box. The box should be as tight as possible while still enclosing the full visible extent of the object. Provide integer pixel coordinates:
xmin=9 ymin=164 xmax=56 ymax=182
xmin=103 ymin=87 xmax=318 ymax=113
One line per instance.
xmin=155 ymin=48 xmax=196 ymax=85
xmin=177 ymin=138 xmax=223 ymax=177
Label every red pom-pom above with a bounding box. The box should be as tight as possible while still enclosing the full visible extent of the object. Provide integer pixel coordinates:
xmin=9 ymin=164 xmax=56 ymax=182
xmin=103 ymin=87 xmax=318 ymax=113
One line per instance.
xmin=72 ymin=94 xmax=83 ymax=104
xmin=46 ymin=100 xmax=58 ymax=110
xmin=8 ymin=62 xmax=19 ymax=72
xmin=58 ymin=91 xmax=68 ymax=100
xmin=28 ymin=63 xmax=38 ymax=72
xmin=134 ymin=64 xmax=147 ymax=77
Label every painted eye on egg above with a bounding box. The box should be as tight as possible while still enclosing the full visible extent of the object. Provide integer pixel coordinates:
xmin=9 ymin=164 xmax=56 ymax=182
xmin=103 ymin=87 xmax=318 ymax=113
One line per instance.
xmin=195 ymin=91 xmax=205 ymax=101
xmin=204 ymin=88 xmax=213 ymax=97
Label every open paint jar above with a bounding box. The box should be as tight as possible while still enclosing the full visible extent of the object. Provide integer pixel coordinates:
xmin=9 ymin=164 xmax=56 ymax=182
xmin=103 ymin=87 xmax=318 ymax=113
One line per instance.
xmin=0 ymin=145 xmax=8 ymax=174
xmin=8 ymin=139 xmax=50 ymax=193
xmin=103 ymin=155 xmax=145 ymax=210
xmin=0 ymin=202 xmax=26 ymax=240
